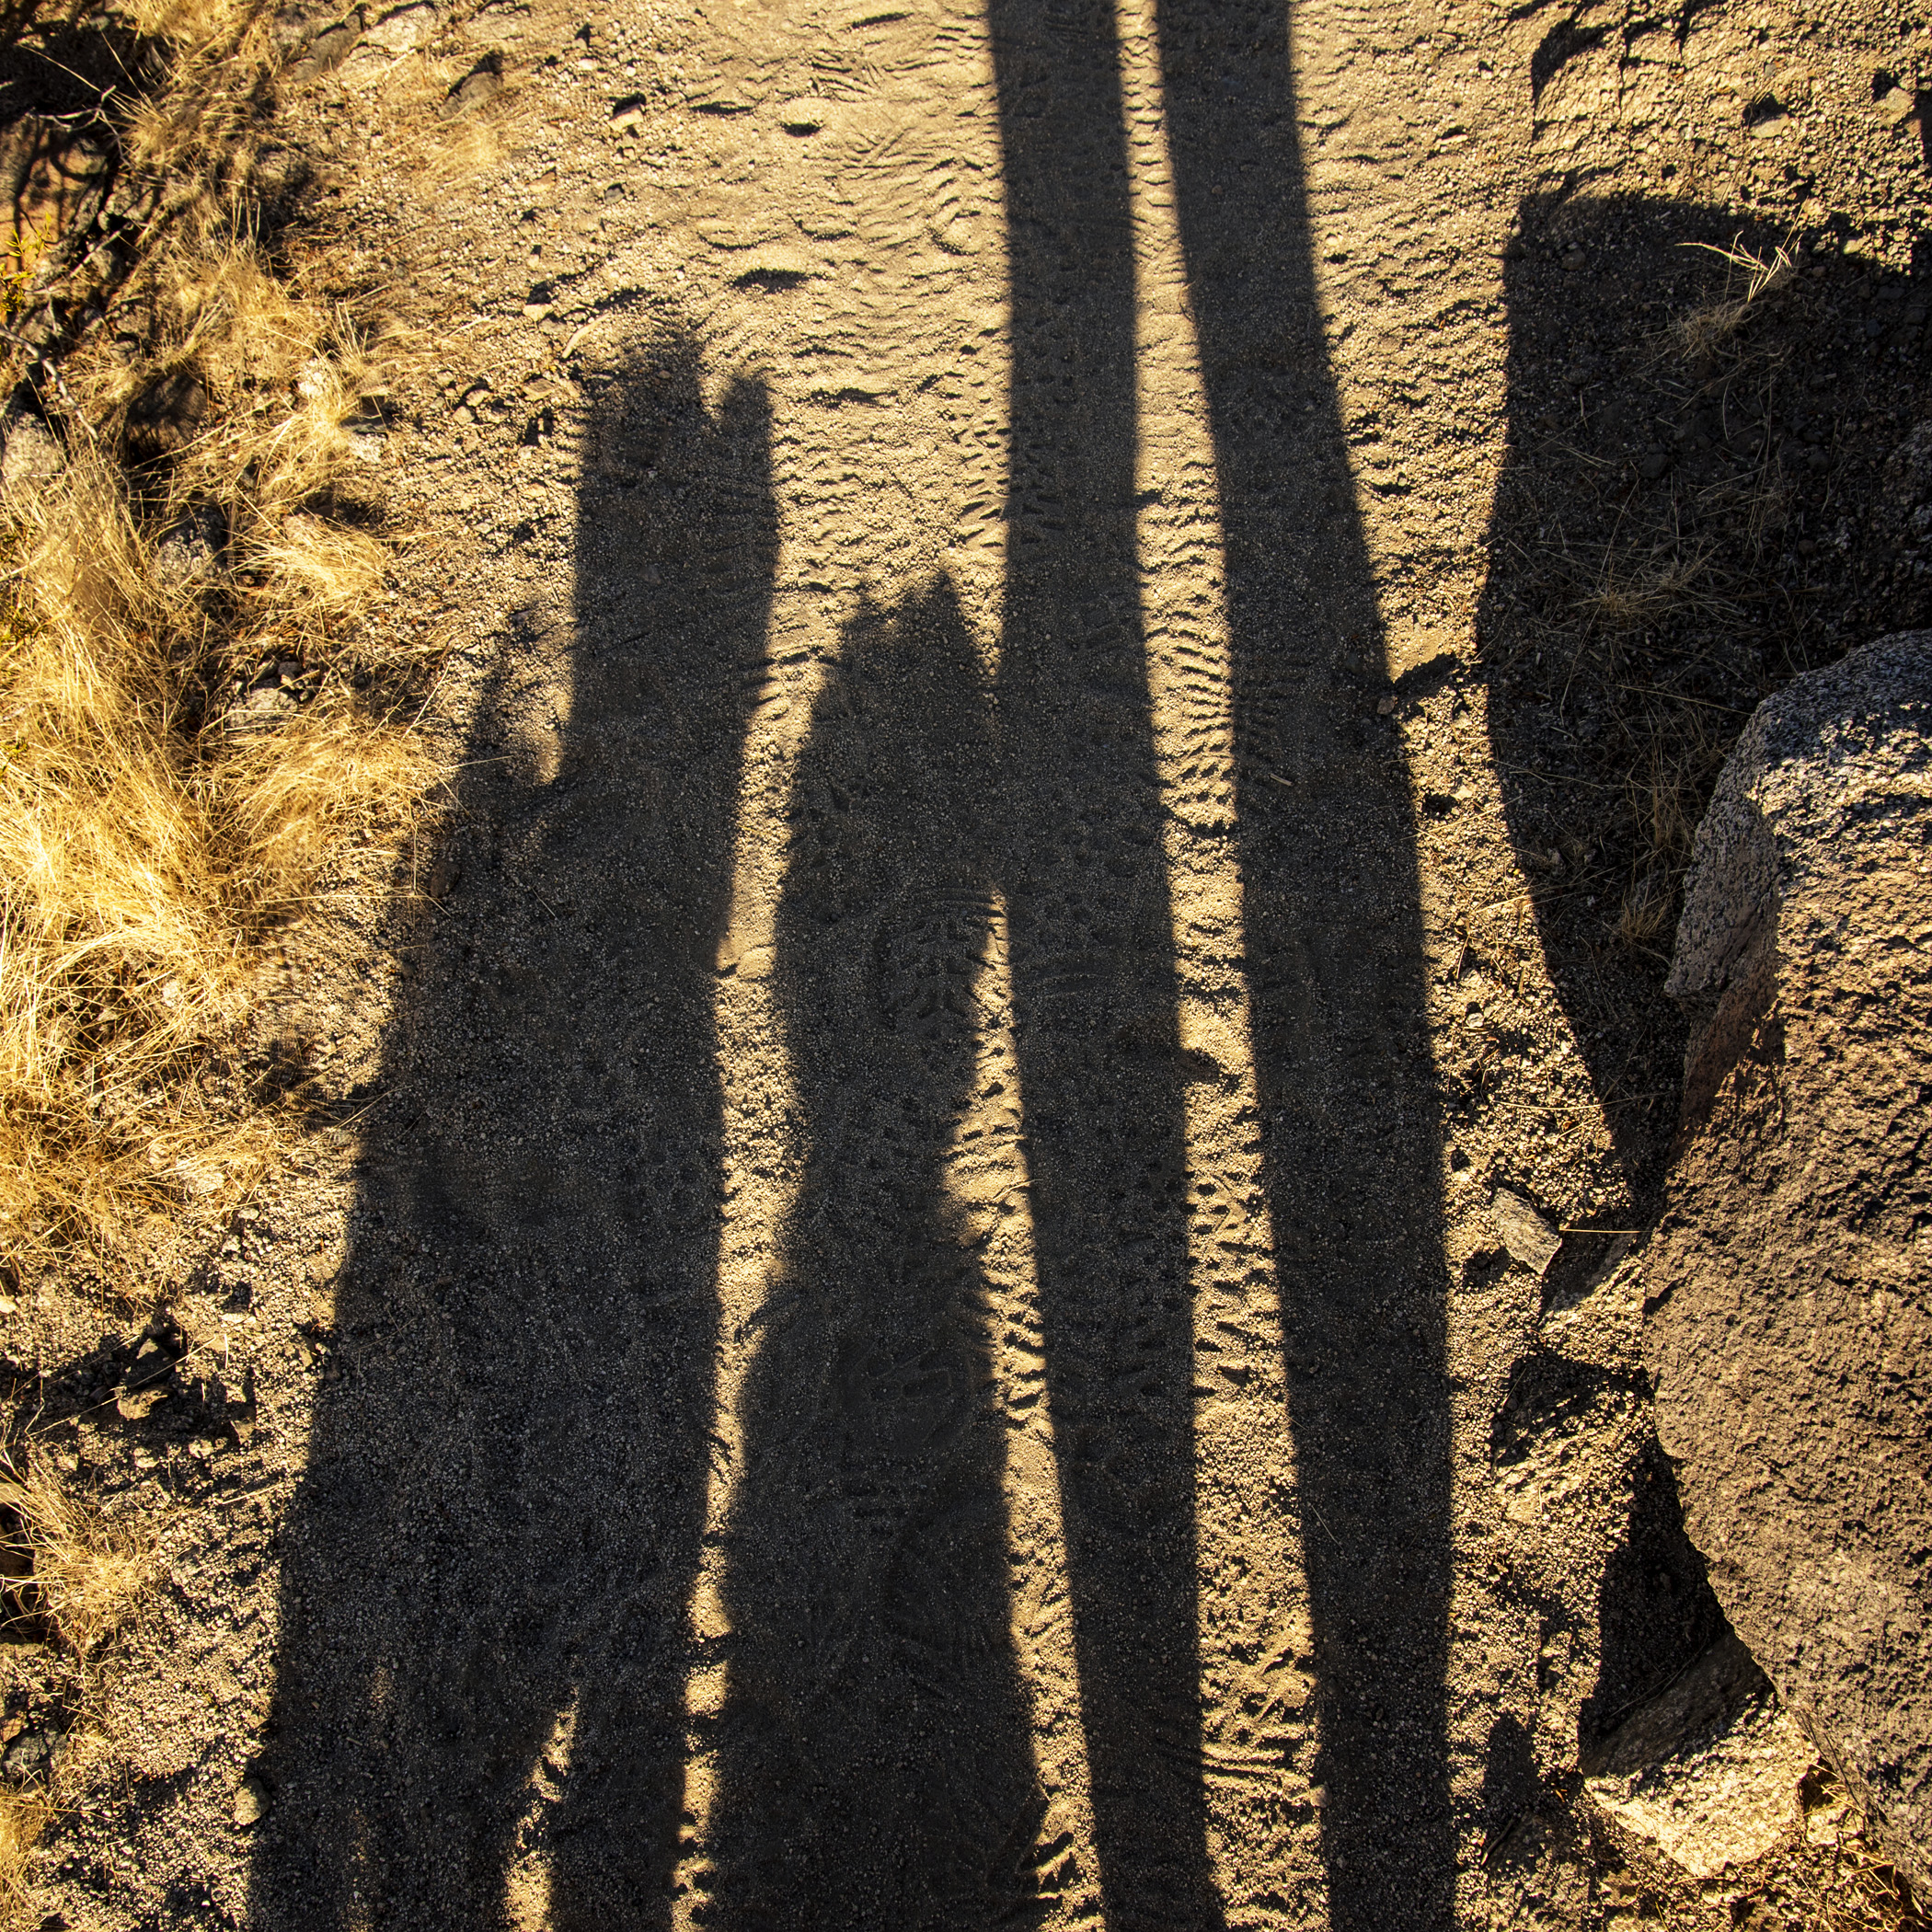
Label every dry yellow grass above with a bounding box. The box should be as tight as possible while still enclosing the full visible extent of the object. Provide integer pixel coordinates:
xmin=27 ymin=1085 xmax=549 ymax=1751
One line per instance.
xmin=0 ymin=1452 xmax=147 ymax=1655
xmin=0 ymin=0 xmax=440 ymax=1286
xmin=0 ymin=1786 xmax=47 ymax=1931
xmin=0 ymin=1451 xmax=149 ymax=1926
xmin=1671 ymin=235 xmax=1800 ymax=364
xmin=1579 ymin=551 xmax=1714 ymax=633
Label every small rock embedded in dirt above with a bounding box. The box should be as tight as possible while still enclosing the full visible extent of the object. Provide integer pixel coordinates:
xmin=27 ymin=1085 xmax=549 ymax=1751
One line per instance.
xmin=156 ymin=505 xmax=228 ymax=583
xmin=1489 ymin=1185 xmax=1560 ymax=1275
xmin=228 ymin=684 xmax=296 ymax=732
xmin=442 ymin=59 xmax=504 ymax=119
xmin=2 ymin=1730 xmax=53 ymax=1782
xmin=1650 ymin=630 xmax=1932 ymax=1891
xmin=0 ymin=414 xmax=62 ymax=498
xmin=777 ymin=96 xmax=830 ymax=132
xmin=285 ymin=13 xmax=361 ymax=79
xmin=1878 ymin=75 xmax=1920 ymax=121
xmin=233 ymin=1777 xmax=270 ymax=1827
xmin=114 ymin=1380 xmax=170 ymax=1421
xmin=1583 ymin=1631 xmax=1811 ymax=1879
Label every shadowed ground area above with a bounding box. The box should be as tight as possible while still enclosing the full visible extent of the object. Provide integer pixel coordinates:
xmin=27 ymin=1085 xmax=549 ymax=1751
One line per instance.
xmin=250 ymin=343 xmax=773 ymax=1928
xmin=225 ymin=2 xmax=1932 ymax=1928
xmin=248 ymin=4 xmax=1454 ymax=1926
xmin=989 ymin=1 xmax=1221 ymax=1923
xmin=702 ymin=582 xmax=1048 ymax=1926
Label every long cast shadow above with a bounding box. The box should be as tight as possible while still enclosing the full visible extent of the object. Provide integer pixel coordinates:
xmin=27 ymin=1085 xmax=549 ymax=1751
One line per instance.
xmin=248 ymin=339 xmax=773 ymax=1929
xmin=704 ymin=582 xmax=1051 ymax=1927
xmin=1156 ymin=3 xmax=1455 ymax=1926
xmin=988 ymin=3 xmax=1221 ymax=1926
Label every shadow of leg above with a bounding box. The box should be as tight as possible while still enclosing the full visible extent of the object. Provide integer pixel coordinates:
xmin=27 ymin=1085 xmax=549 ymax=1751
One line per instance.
xmin=706 ymin=581 xmax=1048 ymax=1930
xmin=989 ymin=5 xmax=1220 ymax=1926
xmin=1155 ymin=4 xmax=1455 ymax=1925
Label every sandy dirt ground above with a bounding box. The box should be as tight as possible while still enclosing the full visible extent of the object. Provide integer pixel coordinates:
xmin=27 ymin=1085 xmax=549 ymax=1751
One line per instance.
xmin=8 ymin=0 xmax=1931 ymax=1925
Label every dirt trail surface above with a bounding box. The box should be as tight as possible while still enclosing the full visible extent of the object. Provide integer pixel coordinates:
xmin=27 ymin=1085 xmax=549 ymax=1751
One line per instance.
xmin=13 ymin=0 xmax=1932 ymax=1925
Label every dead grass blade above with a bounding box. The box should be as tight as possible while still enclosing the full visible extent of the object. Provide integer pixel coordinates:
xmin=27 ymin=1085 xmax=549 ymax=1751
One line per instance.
xmin=0 ymin=1454 xmax=147 ymax=1657
xmin=1672 ymin=234 xmax=1800 ymax=362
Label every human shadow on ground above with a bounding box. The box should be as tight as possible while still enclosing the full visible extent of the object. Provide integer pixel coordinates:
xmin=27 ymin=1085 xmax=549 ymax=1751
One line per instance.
xmin=702 ymin=583 xmax=1052 ymax=1926
xmin=1156 ymin=1 xmax=1456 ymax=1926
xmin=988 ymin=1 xmax=1221 ymax=1924
xmin=707 ymin=7 xmax=1227 ymax=1918
xmin=248 ymin=339 xmax=773 ymax=1929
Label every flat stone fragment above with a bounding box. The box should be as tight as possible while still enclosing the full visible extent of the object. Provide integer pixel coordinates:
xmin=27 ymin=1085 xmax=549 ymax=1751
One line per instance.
xmin=1585 ymin=1632 xmax=1812 ymax=1880
xmin=1490 ymin=1185 xmax=1560 ymax=1276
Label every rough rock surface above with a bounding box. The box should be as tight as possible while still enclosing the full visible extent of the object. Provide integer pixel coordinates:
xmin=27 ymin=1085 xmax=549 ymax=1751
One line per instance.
xmin=1649 ymin=630 xmax=1932 ymax=1888
xmin=1583 ymin=1631 xmax=1813 ymax=1880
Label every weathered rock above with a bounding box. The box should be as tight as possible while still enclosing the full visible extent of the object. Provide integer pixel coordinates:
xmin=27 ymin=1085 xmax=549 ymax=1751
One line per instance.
xmin=284 ymin=13 xmax=362 ymax=81
xmin=439 ymin=59 xmax=503 ymax=120
xmin=1648 ymin=630 xmax=1932 ymax=1888
xmin=124 ymin=367 xmax=209 ymax=464
xmin=1583 ymin=1631 xmax=1812 ymax=1879
xmin=1491 ymin=1184 xmax=1561 ymax=1277
xmin=2 ymin=1729 xmax=53 ymax=1783
xmin=0 ymin=412 xmax=62 ymax=498
xmin=362 ymin=1 xmax=437 ymax=49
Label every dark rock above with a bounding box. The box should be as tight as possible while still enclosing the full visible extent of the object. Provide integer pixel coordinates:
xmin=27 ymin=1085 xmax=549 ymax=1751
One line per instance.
xmin=1648 ymin=630 xmax=1932 ymax=1889
xmin=124 ymin=367 xmax=208 ymax=463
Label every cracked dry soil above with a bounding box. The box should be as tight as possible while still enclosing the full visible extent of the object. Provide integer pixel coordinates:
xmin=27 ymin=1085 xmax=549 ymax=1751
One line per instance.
xmin=10 ymin=0 xmax=1932 ymax=1926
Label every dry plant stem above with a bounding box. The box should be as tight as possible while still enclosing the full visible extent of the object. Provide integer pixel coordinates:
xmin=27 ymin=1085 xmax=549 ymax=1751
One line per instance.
xmin=1672 ymin=236 xmax=1800 ymax=362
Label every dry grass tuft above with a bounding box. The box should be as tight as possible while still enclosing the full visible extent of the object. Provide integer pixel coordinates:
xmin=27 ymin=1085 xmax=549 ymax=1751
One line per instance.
xmin=1579 ymin=550 xmax=1715 ymax=633
xmin=1672 ymin=234 xmax=1800 ymax=362
xmin=0 ymin=0 xmax=442 ymax=1285
xmin=0 ymin=1453 xmax=149 ymax=1926
xmin=1615 ymin=731 xmax=1723 ymax=956
xmin=0 ymin=1786 xmax=48 ymax=1930
xmin=0 ymin=1453 xmax=147 ymax=1657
